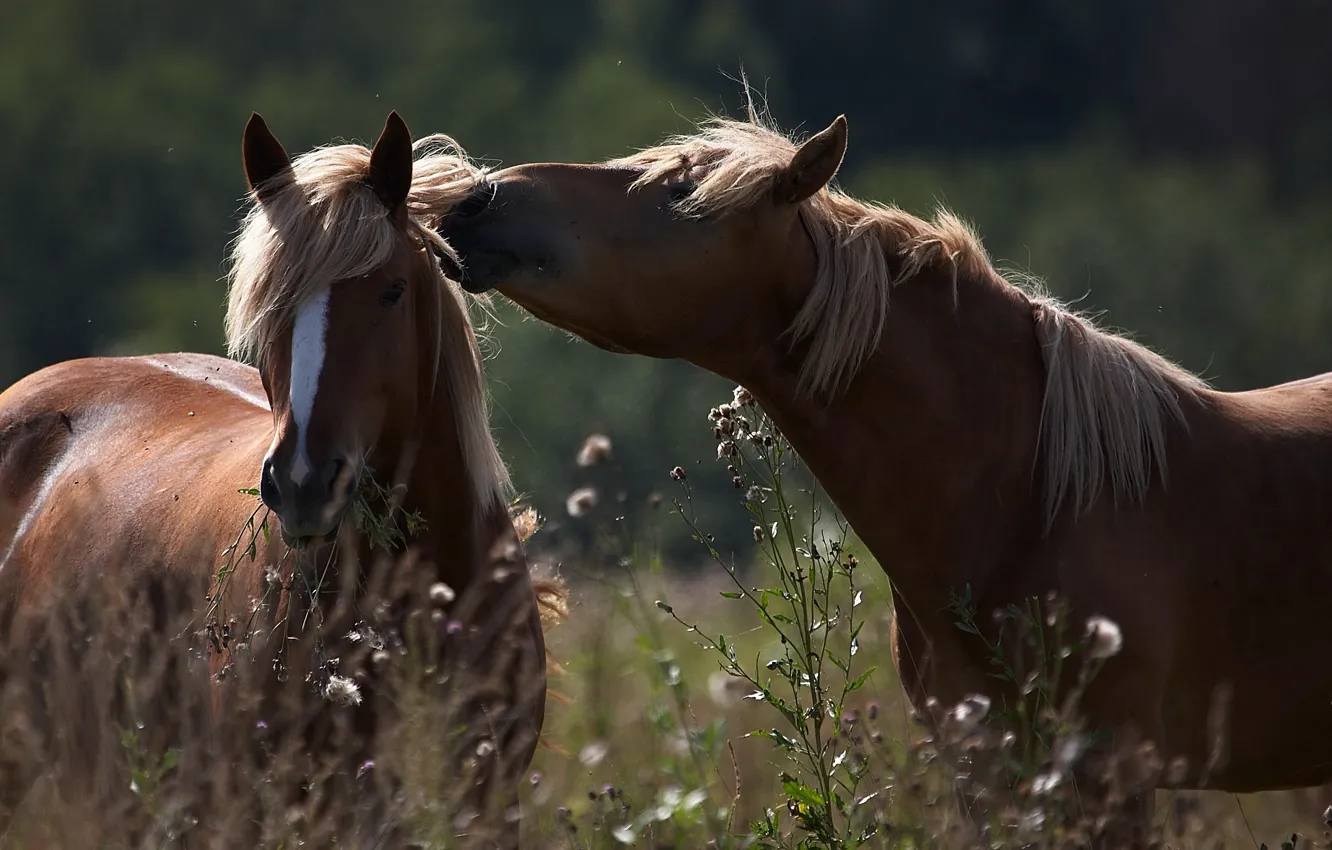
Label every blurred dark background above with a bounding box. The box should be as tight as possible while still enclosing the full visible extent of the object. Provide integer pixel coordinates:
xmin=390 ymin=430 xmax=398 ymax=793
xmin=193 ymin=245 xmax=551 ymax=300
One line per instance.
xmin=3 ymin=0 xmax=1330 ymax=566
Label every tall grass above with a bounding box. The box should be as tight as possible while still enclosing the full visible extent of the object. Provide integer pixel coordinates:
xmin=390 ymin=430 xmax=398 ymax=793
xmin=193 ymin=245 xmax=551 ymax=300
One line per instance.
xmin=1 ymin=386 xmax=1330 ymax=848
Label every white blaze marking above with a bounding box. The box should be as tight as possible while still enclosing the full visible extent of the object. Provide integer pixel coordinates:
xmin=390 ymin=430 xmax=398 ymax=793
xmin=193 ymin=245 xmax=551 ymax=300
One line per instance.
xmin=289 ymin=289 xmax=331 ymax=486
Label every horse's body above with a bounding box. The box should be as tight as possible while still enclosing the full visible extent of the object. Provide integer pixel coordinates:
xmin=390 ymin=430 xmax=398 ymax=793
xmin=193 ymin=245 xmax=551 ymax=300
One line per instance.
xmin=436 ymin=103 xmax=1332 ymax=836
xmin=0 ymin=113 xmax=556 ymax=848
xmin=0 ymin=353 xmax=272 ymax=604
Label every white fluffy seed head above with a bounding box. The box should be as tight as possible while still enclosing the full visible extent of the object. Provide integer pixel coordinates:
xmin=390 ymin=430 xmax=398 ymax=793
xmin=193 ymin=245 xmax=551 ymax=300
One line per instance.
xmin=1085 ymin=616 xmax=1124 ymax=660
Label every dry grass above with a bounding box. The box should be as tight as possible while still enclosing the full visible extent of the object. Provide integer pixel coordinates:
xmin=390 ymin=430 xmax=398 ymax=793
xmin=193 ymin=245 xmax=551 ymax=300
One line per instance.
xmin=2 ymin=411 xmax=1331 ymax=849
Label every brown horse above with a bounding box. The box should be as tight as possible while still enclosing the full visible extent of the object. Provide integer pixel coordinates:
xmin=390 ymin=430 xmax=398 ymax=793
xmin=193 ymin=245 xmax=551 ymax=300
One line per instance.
xmin=438 ymin=106 xmax=1332 ymax=835
xmin=0 ymin=111 xmax=559 ymax=846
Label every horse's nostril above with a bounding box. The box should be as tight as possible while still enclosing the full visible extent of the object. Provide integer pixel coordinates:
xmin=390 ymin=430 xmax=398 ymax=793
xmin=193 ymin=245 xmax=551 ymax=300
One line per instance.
xmin=260 ymin=459 xmax=282 ymax=510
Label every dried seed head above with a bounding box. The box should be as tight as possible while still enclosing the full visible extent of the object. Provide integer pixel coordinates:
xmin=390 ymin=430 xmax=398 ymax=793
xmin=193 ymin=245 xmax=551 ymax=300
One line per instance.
xmin=565 ymin=487 xmax=598 ymax=518
xmin=949 ymin=694 xmax=991 ymax=732
xmin=669 ymin=466 xmax=686 ymax=481
xmin=1084 ymin=616 xmax=1124 ymax=660
xmin=429 ymin=582 xmax=456 ymax=605
xmin=576 ymin=433 xmax=613 ymax=467
xmin=324 ymin=675 xmax=362 ymax=707
xmin=732 ymin=386 xmax=756 ymax=407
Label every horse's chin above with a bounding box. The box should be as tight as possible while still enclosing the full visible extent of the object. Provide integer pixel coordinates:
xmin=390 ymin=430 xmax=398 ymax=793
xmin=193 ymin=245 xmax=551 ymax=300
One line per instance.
xmin=280 ymin=523 xmax=343 ymax=549
xmin=501 ymin=294 xmax=633 ymax=354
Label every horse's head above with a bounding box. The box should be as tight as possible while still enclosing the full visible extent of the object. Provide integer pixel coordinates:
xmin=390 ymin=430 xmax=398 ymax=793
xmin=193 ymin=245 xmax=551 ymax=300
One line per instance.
xmin=437 ymin=114 xmax=849 ymax=368
xmin=234 ymin=111 xmax=452 ymax=544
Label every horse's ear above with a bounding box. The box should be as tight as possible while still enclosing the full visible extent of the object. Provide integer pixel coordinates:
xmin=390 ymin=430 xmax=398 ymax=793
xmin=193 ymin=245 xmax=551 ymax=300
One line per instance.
xmin=368 ymin=110 xmax=414 ymax=212
xmin=775 ymin=115 xmax=848 ymax=205
xmin=242 ymin=112 xmax=293 ymax=203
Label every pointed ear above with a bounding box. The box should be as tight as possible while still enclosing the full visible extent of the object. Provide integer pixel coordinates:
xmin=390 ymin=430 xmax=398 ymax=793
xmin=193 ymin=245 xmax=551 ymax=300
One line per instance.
xmin=242 ymin=112 xmax=293 ymax=203
xmin=368 ymin=110 xmax=414 ymax=212
xmin=775 ymin=115 xmax=848 ymax=205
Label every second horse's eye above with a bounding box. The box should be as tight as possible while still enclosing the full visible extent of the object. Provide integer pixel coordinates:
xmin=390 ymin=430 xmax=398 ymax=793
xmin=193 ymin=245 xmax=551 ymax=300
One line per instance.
xmin=381 ymin=279 xmax=406 ymax=307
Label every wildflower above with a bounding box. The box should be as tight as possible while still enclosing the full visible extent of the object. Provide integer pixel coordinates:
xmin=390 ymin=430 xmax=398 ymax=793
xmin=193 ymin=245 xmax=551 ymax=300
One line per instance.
xmin=357 ymin=759 xmax=375 ymax=779
xmin=707 ymin=671 xmax=742 ymax=708
xmin=732 ymin=475 xmax=744 ymax=489
xmin=429 ymin=582 xmax=456 ymax=605
xmin=733 ymin=386 xmax=756 ymax=407
xmin=716 ymin=440 xmax=737 ymax=459
xmin=669 ymin=466 xmax=686 ymax=481
xmin=1052 ymin=732 xmax=1087 ymax=773
xmin=612 ymin=825 xmax=637 ymax=843
xmin=578 ymin=741 xmax=608 ymax=766
xmin=716 ymin=417 xmax=735 ymax=437
xmin=1019 ymin=808 xmax=1046 ymax=832
xmin=565 ymin=486 xmax=598 ymax=517
xmin=324 ymin=675 xmax=362 ymax=706
xmin=745 ymin=485 xmax=765 ymax=504
xmin=949 ymin=694 xmax=991 ymax=731
xmin=753 ymin=525 xmax=765 ymax=543
xmin=1085 ymin=615 xmax=1124 ymax=659
xmin=575 ymin=433 xmax=612 ymax=467
xmin=707 ymin=407 xmax=722 ymax=422
xmin=529 ymin=772 xmax=542 ymax=786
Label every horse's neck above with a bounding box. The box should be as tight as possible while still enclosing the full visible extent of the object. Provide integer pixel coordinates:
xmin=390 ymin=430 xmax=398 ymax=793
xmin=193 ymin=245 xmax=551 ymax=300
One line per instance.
xmin=741 ymin=270 xmax=1047 ymax=615
xmin=393 ymin=390 xmax=501 ymax=593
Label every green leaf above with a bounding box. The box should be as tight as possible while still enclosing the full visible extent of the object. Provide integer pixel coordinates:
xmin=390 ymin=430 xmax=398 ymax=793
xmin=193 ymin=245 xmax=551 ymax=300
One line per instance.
xmin=781 ymin=779 xmax=826 ymax=809
xmin=159 ymin=748 xmax=180 ymax=773
xmin=719 ymin=591 xmax=743 ymax=599
xmin=847 ymin=667 xmax=877 ymax=691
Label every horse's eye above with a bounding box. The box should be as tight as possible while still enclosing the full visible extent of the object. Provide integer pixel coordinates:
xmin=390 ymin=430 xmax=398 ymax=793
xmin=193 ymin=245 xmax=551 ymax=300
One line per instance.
xmin=454 ymin=181 xmax=495 ymax=219
xmin=381 ymin=279 xmax=406 ymax=307
xmin=666 ymin=179 xmax=695 ymax=205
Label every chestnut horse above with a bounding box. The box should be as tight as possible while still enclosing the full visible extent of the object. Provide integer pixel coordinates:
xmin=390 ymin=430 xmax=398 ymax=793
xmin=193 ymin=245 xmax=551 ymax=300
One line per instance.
xmin=0 ymin=111 xmax=559 ymax=846
xmin=438 ymin=108 xmax=1332 ymax=835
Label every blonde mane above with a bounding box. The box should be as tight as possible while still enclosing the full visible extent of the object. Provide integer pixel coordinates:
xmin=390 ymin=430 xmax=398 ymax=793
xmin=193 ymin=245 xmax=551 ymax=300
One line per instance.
xmin=611 ymin=113 xmax=1210 ymax=525
xmin=224 ymin=134 xmax=510 ymax=508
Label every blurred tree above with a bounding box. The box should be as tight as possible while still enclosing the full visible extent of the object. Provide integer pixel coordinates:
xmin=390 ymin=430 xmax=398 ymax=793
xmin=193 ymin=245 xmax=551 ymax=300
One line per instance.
xmin=1 ymin=0 xmax=1329 ymax=568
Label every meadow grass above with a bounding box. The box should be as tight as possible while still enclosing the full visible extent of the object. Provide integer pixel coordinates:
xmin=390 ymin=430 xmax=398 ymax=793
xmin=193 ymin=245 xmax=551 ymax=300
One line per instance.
xmin=1 ymin=386 xmax=1331 ymax=848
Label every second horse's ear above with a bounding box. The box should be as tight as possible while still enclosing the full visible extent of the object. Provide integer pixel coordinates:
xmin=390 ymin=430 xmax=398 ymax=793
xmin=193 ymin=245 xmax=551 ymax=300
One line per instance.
xmin=368 ymin=110 xmax=414 ymax=212
xmin=774 ymin=115 xmax=848 ymax=205
xmin=242 ymin=112 xmax=293 ymax=203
